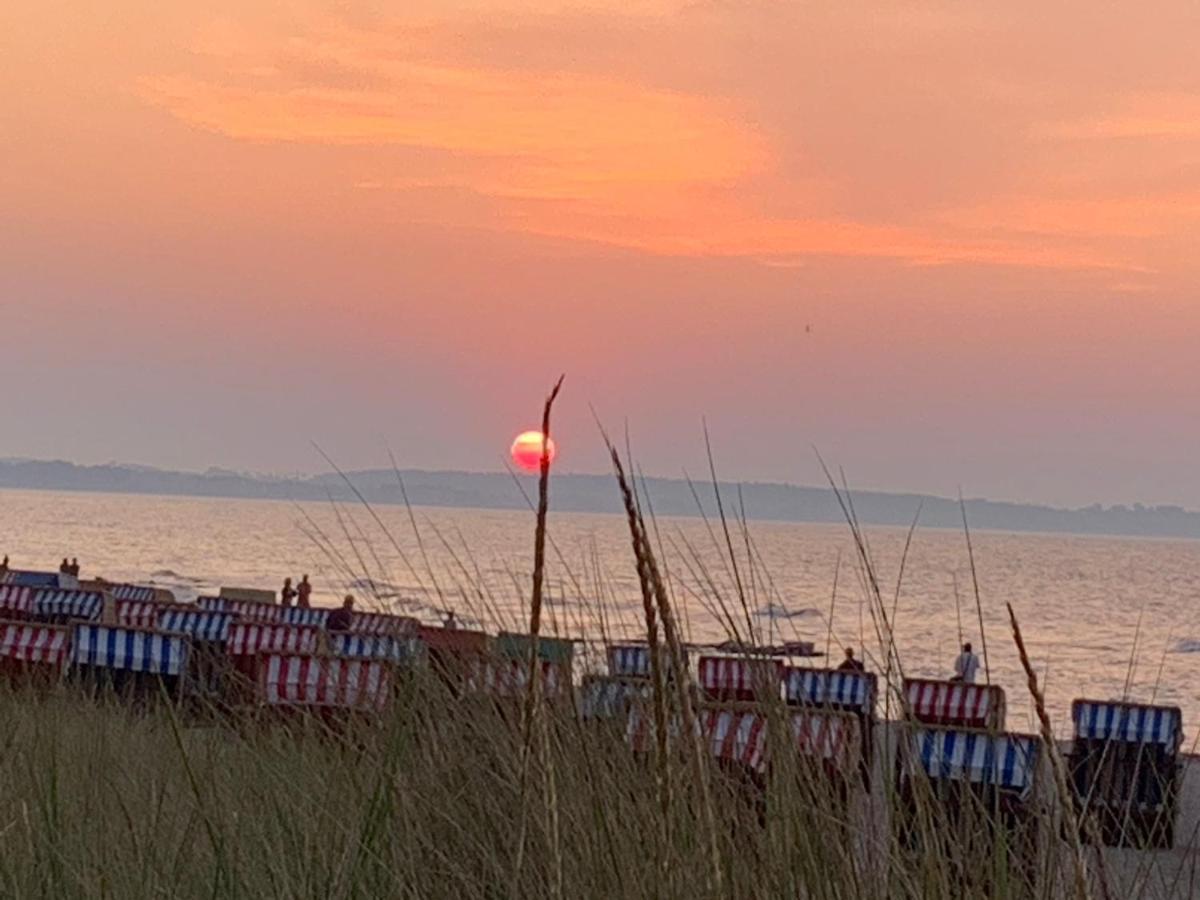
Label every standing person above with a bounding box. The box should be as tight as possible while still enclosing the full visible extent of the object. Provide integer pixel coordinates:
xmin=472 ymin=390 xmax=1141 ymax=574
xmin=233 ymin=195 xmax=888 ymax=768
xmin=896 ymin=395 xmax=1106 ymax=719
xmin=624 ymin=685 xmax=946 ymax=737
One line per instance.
xmin=837 ymin=647 xmax=865 ymax=672
xmin=296 ymin=575 xmax=312 ymax=609
xmin=442 ymin=609 xmax=459 ymax=630
xmin=69 ymin=558 xmax=80 ymax=577
xmin=326 ymin=595 xmax=354 ymax=632
xmin=952 ymin=642 xmax=980 ymax=684
xmin=280 ymin=577 xmax=297 ymax=607
xmin=0 ymin=555 xmax=9 ymax=574
xmin=59 ymin=558 xmax=70 ymax=575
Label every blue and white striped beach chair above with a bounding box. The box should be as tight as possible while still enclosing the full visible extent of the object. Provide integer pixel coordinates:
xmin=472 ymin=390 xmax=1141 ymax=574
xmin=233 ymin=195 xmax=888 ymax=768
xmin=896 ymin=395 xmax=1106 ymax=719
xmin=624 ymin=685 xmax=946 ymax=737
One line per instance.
xmin=1069 ymin=699 xmax=1182 ymax=848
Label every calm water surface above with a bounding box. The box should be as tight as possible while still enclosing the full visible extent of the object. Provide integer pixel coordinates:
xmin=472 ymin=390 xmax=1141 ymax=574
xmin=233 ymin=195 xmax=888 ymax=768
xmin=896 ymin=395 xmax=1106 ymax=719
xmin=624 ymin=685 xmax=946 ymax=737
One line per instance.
xmin=2 ymin=488 xmax=1199 ymax=741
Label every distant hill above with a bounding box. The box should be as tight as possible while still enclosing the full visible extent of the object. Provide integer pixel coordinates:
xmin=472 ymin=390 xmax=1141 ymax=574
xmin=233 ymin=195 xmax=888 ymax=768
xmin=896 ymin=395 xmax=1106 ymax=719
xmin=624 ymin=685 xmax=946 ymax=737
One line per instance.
xmin=0 ymin=458 xmax=1198 ymax=539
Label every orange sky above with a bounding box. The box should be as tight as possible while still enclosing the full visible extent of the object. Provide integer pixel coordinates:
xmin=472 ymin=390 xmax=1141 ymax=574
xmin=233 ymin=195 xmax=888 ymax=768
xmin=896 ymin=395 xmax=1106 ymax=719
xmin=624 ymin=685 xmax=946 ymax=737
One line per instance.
xmin=2 ymin=1 xmax=1199 ymax=507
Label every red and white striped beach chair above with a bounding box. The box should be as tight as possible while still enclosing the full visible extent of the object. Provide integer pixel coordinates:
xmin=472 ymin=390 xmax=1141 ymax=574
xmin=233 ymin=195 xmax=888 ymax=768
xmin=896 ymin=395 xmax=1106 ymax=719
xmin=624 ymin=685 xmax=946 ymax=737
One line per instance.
xmin=0 ymin=621 xmax=70 ymax=679
xmin=0 ymin=585 xmax=35 ymax=620
xmin=257 ymin=653 xmax=392 ymax=713
xmin=225 ymin=622 xmax=322 ymax=695
xmin=700 ymin=706 xmax=861 ymax=776
xmin=697 ymin=655 xmax=784 ymax=703
xmin=226 ymin=623 xmax=321 ymax=657
xmin=114 ymin=599 xmax=162 ymax=629
xmin=465 ymin=656 xmax=571 ymax=700
xmin=903 ymin=678 xmax=1006 ymax=730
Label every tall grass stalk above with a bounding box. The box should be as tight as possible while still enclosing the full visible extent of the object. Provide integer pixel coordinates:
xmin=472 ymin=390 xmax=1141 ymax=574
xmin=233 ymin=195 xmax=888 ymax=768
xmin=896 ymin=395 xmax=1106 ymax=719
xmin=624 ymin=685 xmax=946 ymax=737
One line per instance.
xmin=960 ymin=494 xmax=992 ymax=685
xmin=1007 ymin=601 xmax=1091 ymax=900
xmin=513 ymin=375 xmax=564 ymax=897
xmin=608 ymin=443 xmax=671 ymax=878
xmin=609 ymin=444 xmax=724 ymax=897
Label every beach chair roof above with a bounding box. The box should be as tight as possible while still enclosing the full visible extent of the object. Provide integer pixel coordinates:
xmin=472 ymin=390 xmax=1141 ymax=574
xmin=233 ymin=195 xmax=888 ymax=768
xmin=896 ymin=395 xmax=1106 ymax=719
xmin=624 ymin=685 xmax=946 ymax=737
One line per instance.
xmin=1072 ymin=699 xmax=1182 ymax=749
xmin=909 ymin=727 xmax=1040 ymax=797
xmin=785 ymin=666 xmax=877 ymax=713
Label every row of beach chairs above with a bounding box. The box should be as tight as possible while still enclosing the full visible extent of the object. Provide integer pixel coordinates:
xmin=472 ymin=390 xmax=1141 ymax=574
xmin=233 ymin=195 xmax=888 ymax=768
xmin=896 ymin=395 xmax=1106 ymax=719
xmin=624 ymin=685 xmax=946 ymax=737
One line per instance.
xmin=0 ymin=583 xmax=417 ymax=713
xmin=0 ymin=581 xmax=579 ymax=715
xmin=0 ymin=575 xmax=1184 ymax=857
xmin=582 ymin=644 xmax=1183 ymax=855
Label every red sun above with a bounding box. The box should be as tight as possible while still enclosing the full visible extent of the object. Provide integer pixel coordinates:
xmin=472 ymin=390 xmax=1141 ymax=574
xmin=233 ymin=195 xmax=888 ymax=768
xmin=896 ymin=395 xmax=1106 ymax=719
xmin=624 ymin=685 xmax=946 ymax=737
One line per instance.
xmin=510 ymin=430 xmax=557 ymax=473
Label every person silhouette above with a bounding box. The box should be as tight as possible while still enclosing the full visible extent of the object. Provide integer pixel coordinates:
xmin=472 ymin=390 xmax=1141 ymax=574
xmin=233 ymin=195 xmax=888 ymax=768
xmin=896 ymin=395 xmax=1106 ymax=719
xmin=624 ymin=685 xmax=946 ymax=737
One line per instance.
xmin=837 ymin=647 xmax=865 ymax=672
xmin=327 ymin=595 xmax=355 ymax=632
xmin=952 ymin=642 xmax=980 ymax=684
xmin=281 ymin=577 xmax=297 ymax=607
xmin=296 ymin=574 xmax=312 ymax=609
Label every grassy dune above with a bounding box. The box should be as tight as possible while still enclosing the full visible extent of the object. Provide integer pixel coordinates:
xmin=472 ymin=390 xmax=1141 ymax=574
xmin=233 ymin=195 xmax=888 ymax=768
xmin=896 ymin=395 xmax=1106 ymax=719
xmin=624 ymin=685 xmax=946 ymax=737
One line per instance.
xmin=0 ymin=675 xmax=1065 ymax=900
xmin=5 ymin=665 xmax=1194 ymax=900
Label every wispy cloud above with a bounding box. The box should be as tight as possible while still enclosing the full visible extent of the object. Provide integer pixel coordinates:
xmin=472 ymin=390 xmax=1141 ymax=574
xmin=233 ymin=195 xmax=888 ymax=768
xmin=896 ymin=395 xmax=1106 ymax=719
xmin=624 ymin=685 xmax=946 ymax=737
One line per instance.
xmin=136 ymin=8 xmax=1190 ymax=275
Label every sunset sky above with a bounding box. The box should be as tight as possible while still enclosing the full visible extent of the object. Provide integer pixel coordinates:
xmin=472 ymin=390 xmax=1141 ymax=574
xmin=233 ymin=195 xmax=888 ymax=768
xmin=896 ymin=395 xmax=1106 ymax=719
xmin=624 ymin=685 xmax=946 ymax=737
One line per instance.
xmin=3 ymin=1 xmax=1199 ymax=508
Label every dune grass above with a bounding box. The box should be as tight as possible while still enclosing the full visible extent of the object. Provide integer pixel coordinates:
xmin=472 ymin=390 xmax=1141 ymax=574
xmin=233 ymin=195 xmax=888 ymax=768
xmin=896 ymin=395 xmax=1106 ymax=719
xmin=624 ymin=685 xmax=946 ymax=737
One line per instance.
xmin=1 ymin=403 xmax=1196 ymax=898
xmin=0 ymin=658 xmax=1188 ymax=900
xmin=0 ymin=675 xmax=1036 ymax=899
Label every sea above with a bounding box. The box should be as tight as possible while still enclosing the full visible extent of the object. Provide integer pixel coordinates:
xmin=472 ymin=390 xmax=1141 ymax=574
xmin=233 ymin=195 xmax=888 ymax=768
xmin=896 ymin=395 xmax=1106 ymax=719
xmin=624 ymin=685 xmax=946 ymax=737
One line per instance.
xmin=2 ymin=487 xmax=1199 ymax=743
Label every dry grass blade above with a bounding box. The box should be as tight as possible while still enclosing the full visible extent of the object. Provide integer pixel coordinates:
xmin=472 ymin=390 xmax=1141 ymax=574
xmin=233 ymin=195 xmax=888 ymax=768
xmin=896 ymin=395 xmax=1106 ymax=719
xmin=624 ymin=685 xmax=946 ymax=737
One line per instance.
xmin=960 ymin=493 xmax=991 ymax=685
xmin=512 ymin=374 xmax=564 ymax=899
xmin=606 ymin=436 xmax=724 ymax=898
xmin=702 ymin=422 xmax=754 ymax=643
xmin=607 ymin=443 xmax=671 ymax=878
xmin=1007 ymin=601 xmax=1091 ymax=900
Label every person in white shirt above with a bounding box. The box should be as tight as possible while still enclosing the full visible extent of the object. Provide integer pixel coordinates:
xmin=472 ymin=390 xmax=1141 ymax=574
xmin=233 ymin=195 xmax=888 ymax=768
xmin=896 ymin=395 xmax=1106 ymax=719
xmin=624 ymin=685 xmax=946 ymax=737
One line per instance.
xmin=953 ymin=642 xmax=980 ymax=684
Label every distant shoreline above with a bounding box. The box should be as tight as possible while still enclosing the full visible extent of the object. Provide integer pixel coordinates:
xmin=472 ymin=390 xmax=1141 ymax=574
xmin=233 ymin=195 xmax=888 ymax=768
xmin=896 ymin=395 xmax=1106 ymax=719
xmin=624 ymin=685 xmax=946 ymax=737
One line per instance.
xmin=1 ymin=458 xmax=1199 ymax=542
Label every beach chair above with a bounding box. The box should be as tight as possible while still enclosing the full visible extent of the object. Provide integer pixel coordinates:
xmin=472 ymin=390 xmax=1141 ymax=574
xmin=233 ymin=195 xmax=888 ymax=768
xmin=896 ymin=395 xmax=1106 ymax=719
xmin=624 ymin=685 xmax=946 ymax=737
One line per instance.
xmin=464 ymin=655 xmax=572 ymax=701
xmin=697 ymin=655 xmax=784 ymax=704
xmin=0 ymin=570 xmax=64 ymax=589
xmin=227 ymin=600 xmax=286 ymax=624
xmin=329 ymin=631 xmax=424 ymax=665
xmin=786 ymin=666 xmax=878 ymax=784
xmin=417 ymin=626 xmax=491 ymax=694
xmin=607 ymin=642 xmax=689 ymax=683
xmin=579 ymin=673 xmax=652 ymax=723
xmin=158 ymin=608 xmax=236 ymax=644
xmin=1068 ymin=699 xmax=1182 ymax=849
xmin=109 ymin=584 xmax=157 ymax=603
xmin=347 ymin=611 xmax=420 ymax=636
xmin=896 ymin=726 xmax=1042 ymax=893
xmin=700 ymin=705 xmax=863 ymax=828
xmin=224 ymin=622 xmax=321 ymax=704
xmin=608 ymin=643 xmax=653 ymax=678
xmin=0 ymin=585 xmax=35 ymax=621
xmin=255 ymin=652 xmax=393 ymax=726
xmin=69 ymin=623 xmax=190 ymax=702
xmin=703 ymin=705 xmax=861 ymax=777
xmin=201 ymin=595 xmax=285 ymax=624
xmin=115 ymin=598 xmax=165 ymax=629
xmin=275 ymin=606 xmax=329 ymax=628
xmin=0 ymin=621 xmax=70 ymax=686
xmin=31 ymin=588 xmax=106 ymax=625
xmin=903 ymin=677 xmax=1006 ymax=730
xmin=495 ymin=632 xmax=574 ymax=666
xmin=477 ymin=632 xmax=574 ymax=701
xmin=158 ymin=608 xmax=238 ymax=704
